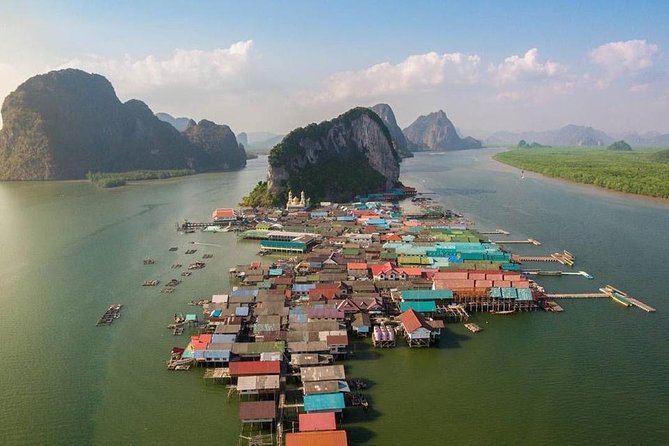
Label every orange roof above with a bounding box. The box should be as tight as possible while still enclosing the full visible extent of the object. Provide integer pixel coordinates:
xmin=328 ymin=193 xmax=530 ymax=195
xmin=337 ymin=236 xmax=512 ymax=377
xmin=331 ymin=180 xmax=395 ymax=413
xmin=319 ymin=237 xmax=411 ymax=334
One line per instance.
xmin=347 ymin=262 xmax=368 ymax=270
xmin=395 ymin=267 xmax=422 ymax=276
xmin=212 ymin=208 xmax=237 ymax=219
xmin=286 ymin=430 xmax=348 ymax=446
xmin=398 ymin=309 xmax=433 ymax=333
xmin=298 ymin=412 xmax=337 ymax=432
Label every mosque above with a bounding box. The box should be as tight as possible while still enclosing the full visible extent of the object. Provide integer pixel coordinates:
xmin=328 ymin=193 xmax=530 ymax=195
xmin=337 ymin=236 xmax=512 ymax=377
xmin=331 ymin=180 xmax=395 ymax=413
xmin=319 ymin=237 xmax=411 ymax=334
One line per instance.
xmin=286 ymin=190 xmax=311 ymax=211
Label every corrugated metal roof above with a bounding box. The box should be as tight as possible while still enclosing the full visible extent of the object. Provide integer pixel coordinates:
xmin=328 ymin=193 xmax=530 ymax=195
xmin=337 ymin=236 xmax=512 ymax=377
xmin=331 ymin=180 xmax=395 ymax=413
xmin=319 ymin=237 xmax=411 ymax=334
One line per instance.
xmin=303 ymin=392 xmax=346 ymax=412
xmin=400 ymin=300 xmax=437 ymax=313
xmin=239 ymin=400 xmax=276 ymax=422
xmin=236 ymin=375 xmax=280 ymax=392
xmin=286 ymin=430 xmax=348 ymax=446
xmin=300 ymin=365 xmax=346 ymax=382
xmin=401 ymin=289 xmax=453 ymax=300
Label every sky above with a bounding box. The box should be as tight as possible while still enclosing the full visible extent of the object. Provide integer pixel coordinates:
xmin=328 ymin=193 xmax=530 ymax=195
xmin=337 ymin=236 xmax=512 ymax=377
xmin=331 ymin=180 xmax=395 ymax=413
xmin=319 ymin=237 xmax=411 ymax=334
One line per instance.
xmin=0 ymin=0 xmax=668 ymax=137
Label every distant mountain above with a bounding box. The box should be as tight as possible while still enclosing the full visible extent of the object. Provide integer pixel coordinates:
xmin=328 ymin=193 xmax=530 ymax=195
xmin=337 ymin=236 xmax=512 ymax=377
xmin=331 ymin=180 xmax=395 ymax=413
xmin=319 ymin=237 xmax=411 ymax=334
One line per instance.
xmin=156 ymin=112 xmax=193 ymax=132
xmin=183 ymin=120 xmax=247 ymax=169
xmin=486 ymin=125 xmax=612 ymax=147
xmin=242 ymin=133 xmax=285 ymax=153
xmin=369 ymin=104 xmax=413 ymax=158
xmin=0 ymin=69 xmax=247 ymax=180
xmin=614 ymin=131 xmax=669 ymax=147
xmin=403 ymin=110 xmax=482 ymax=151
xmin=237 ymin=132 xmax=248 ymax=146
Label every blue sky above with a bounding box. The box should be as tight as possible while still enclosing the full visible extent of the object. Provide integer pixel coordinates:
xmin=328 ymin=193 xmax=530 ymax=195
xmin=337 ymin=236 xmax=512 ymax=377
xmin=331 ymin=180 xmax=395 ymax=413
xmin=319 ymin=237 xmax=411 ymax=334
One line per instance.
xmin=1 ymin=0 xmax=668 ymax=135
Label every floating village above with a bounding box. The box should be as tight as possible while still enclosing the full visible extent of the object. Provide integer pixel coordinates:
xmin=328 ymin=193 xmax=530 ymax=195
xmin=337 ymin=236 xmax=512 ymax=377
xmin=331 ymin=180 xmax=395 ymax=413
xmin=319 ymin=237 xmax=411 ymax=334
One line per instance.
xmin=102 ymin=186 xmax=656 ymax=446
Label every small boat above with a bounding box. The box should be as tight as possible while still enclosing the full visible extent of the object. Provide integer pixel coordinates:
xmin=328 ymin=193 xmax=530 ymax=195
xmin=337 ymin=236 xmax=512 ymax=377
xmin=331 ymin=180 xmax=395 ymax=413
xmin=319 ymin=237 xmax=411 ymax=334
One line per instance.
xmin=464 ymin=323 xmax=482 ymax=333
xmin=579 ymin=271 xmax=594 ymax=279
xmin=491 ymin=310 xmax=515 ymax=315
xmin=143 ymin=258 xmax=155 ymax=265
xmin=142 ymin=279 xmax=160 ymax=286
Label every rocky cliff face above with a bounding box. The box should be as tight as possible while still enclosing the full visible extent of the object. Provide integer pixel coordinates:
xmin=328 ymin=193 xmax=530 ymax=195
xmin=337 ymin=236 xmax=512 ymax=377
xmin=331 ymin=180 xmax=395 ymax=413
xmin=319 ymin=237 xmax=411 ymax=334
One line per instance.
xmin=403 ymin=110 xmax=482 ymax=151
xmin=184 ymin=119 xmax=247 ymax=170
xmin=370 ymin=103 xmax=413 ymax=158
xmin=0 ymin=69 xmax=247 ymax=180
xmin=267 ymin=107 xmax=400 ymax=202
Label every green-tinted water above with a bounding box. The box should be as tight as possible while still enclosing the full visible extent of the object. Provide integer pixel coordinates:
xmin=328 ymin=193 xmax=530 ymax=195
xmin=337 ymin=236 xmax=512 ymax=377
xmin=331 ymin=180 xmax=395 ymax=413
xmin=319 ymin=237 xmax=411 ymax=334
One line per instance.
xmin=1 ymin=151 xmax=667 ymax=445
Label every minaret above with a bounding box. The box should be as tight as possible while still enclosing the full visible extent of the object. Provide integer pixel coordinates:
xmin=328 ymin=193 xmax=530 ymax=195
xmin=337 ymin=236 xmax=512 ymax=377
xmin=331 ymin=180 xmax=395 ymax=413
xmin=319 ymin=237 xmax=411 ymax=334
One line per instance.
xmin=300 ymin=191 xmax=306 ymax=206
xmin=287 ymin=190 xmax=293 ymax=207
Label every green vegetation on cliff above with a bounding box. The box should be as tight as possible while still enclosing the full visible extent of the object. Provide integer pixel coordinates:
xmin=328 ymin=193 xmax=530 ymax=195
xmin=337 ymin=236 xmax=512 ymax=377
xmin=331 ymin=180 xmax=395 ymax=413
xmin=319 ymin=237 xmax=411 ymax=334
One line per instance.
xmin=494 ymin=148 xmax=669 ymax=198
xmin=266 ymin=106 xmax=400 ymax=203
xmin=86 ymin=169 xmax=195 ymax=188
xmin=240 ymin=181 xmax=277 ymax=207
xmin=269 ymin=107 xmax=398 ymax=167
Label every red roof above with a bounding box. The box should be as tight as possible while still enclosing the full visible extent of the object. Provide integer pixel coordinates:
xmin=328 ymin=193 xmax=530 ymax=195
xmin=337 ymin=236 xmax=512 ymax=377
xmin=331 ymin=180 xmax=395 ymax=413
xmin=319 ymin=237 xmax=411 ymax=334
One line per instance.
xmin=434 ymin=279 xmax=476 ymax=290
xmin=346 ymin=262 xmax=368 ymax=270
xmin=212 ymin=208 xmax=237 ymax=219
xmin=370 ymin=262 xmax=393 ymax=277
xmin=309 ymin=288 xmax=340 ymax=301
xmin=326 ymin=335 xmax=349 ymax=347
xmin=399 ymin=309 xmax=433 ymax=333
xmin=229 ymin=360 xmax=281 ymax=377
xmin=336 ymin=298 xmax=361 ymax=313
xmin=307 ymin=308 xmax=345 ymax=320
xmin=298 ymin=412 xmax=337 ymax=432
xmin=191 ymin=334 xmax=212 ymax=350
xmin=286 ymin=430 xmax=348 ymax=446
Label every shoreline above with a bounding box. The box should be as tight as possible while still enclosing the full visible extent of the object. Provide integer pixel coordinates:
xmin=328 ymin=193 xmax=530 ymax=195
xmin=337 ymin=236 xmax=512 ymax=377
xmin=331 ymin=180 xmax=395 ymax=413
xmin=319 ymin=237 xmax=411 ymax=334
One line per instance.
xmin=491 ymin=152 xmax=669 ymax=206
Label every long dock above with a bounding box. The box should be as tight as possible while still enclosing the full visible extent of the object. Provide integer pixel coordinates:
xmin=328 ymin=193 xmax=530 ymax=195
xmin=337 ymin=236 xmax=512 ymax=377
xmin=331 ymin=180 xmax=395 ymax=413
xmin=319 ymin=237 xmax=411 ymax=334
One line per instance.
xmin=479 ymin=229 xmax=510 ymax=235
xmin=600 ymin=285 xmax=656 ymax=312
xmin=512 ymin=250 xmax=575 ymax=266
xmin=545 ymin=293 xmax=608 ymax=299
xmin=493 ymin=238 xmax=541 ymax=246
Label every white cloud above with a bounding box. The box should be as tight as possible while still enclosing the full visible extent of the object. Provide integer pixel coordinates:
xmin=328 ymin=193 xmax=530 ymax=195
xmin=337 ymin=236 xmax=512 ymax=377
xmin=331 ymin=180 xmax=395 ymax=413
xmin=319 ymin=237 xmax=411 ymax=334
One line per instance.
xmin=590 ymin=40 xmax=658 ymax=74
xmin=311 ymin=51 xmax=481 ymax=102
xmin=629 ymin=83 xmax=650 ymax=93
xmin=491 ymin=48 xmax=563 ymax=84
xmin=57 ymin=40 xmax=255 ymax=95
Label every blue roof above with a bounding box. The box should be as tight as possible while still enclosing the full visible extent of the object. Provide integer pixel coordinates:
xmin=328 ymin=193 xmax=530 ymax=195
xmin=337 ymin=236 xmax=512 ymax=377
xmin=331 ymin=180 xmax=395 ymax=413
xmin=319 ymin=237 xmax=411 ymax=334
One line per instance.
xmin=268 ymin=268 xmax=283 ymax=276
xmin=304 ymin=393 xmax=346 ymax=412
xmin=401 ymin=289 xmax=453 ymax=300
xmin=337 ymin=216 xmax=355 ymax=221
xmin=235 ymin=307 xmax=250 ymax=317
xmin=231 ymin=289 xmax=258 ymax=297
xmin=292 ymin=284 xmax=316 ymax=292
xmin=400 ymin=301 xmax=437 ymax=313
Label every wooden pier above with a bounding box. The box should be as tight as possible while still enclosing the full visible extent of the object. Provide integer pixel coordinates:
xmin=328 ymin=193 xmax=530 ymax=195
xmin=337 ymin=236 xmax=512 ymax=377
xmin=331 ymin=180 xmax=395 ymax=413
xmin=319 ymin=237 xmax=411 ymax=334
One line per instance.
xmin=479 ymin=229 xmax=510 ymax=235
xmin=544 ymin=293 xmax=608 ymax=299
xmin=464 ymin=323 xmax=482 ymax=333
xmin=600 ymin=285 xmax=656 ymax=312
xmin=493 ymin=238 xmax=541 ymax=246
xmin=512 ymin=250 xmax=575 ymax=266
xmin=96 ymin=304 xmax=122 ymax=325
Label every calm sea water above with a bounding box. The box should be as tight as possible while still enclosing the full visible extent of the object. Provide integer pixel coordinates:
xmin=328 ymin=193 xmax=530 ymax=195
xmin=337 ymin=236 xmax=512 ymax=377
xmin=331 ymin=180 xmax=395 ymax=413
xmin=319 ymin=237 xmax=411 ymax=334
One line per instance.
xmin=0 ymin=150 xmax=667 ymax=445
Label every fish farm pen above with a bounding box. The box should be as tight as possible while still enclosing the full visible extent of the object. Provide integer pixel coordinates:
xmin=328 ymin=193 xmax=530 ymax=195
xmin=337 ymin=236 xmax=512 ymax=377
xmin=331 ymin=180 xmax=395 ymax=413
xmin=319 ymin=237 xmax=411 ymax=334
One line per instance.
xmin=150 ymin=187 xmax=655 ymax=445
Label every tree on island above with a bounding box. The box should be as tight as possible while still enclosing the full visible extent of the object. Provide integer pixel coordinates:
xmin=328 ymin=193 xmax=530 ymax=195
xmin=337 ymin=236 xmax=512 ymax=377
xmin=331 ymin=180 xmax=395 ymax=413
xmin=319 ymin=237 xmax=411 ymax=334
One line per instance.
xmin=517 ymin=140 xmax=548 ymax=148
xmin=607 ymin=140 xmax=632 ymax=151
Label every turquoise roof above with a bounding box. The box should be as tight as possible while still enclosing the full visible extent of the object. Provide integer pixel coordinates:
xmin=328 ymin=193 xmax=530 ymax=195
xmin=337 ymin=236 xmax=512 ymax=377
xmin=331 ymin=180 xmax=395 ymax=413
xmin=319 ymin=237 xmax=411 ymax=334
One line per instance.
xmin=400 ymin=301 xmax=437 ymax=313
xmin=401 ymin=289 xmax=453 ymax=300
xmin=304 ymin=392 xmax=346 ymax=412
